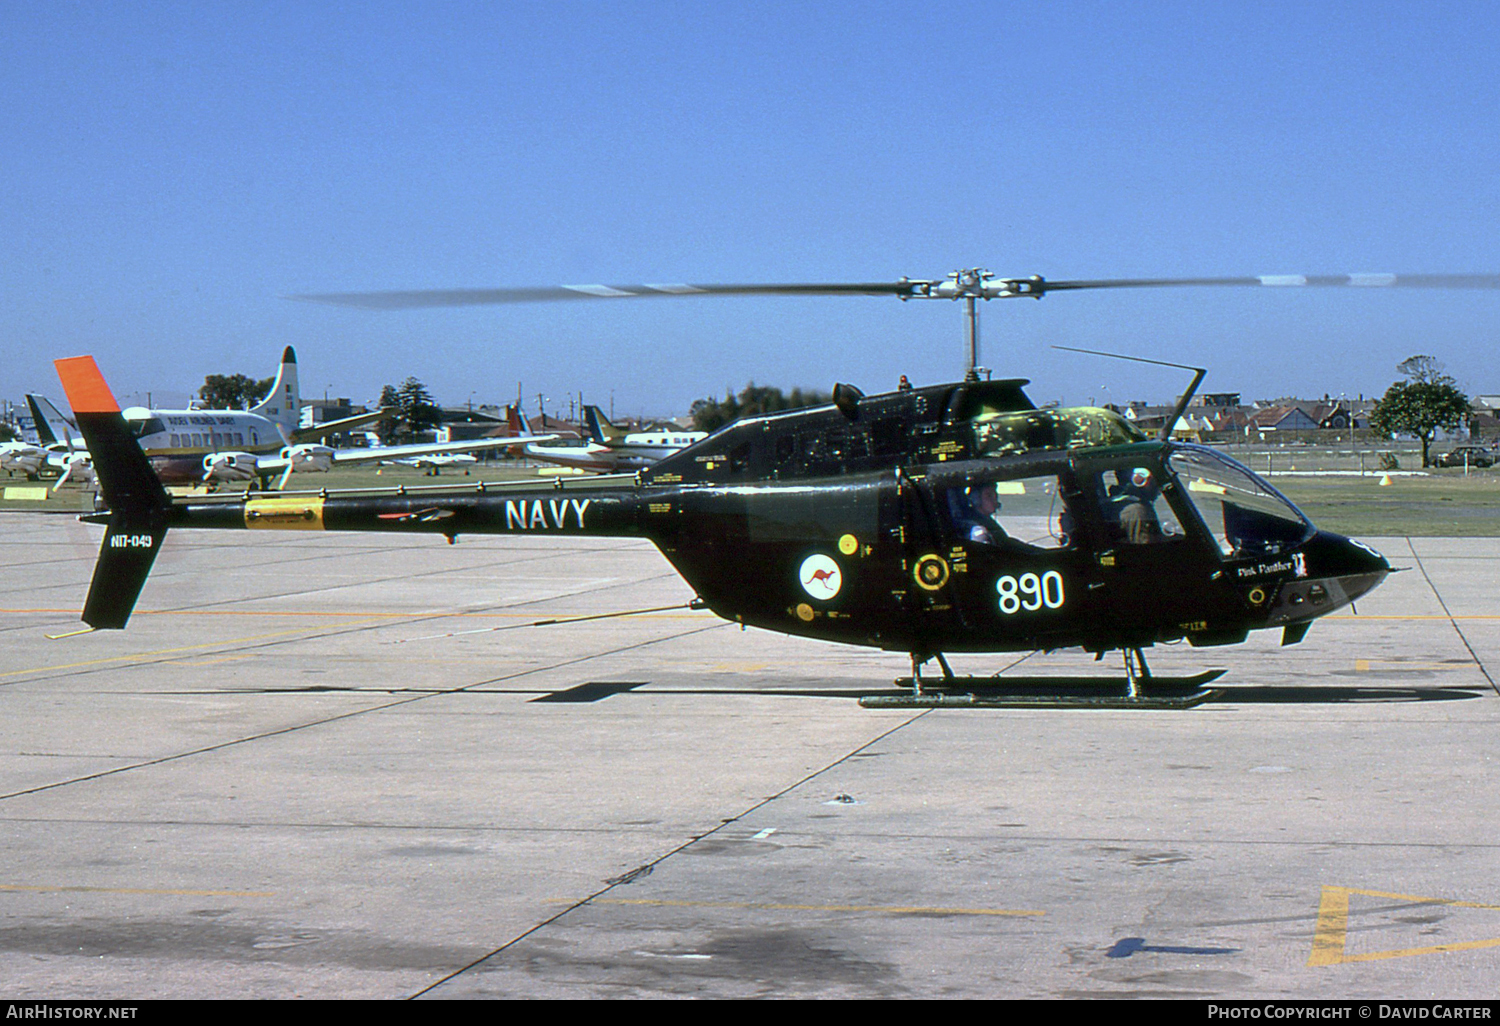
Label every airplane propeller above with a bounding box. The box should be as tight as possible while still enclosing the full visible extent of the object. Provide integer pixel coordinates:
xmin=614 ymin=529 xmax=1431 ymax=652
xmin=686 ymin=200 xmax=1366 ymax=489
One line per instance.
xmin=51 ymin=453 xmax=93 ymax=494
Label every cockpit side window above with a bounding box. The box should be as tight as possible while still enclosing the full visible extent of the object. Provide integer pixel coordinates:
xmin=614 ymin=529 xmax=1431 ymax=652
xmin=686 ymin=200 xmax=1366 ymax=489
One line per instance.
xmin=1092 ymin=465 xmax=1186 ymax=546
xmin=129 ymin=418 xmax=166 ymax=438
xmin=941 ymin=473 xmax=1073 ymax=550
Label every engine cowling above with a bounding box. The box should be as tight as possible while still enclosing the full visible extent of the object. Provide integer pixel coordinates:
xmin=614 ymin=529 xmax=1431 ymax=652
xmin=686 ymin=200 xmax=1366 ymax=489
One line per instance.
xmin=0 ymin=444 xmax=47 ymax=476
xmin=284 ymin=444 xmax=334 ymax=473
xmin=202 ymin=452 xmax=259 ymax=482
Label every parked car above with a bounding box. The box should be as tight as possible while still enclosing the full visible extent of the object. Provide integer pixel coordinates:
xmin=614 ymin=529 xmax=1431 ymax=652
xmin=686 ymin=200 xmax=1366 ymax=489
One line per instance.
xmin=1435 ymin=445 xmax=1496 ymax=468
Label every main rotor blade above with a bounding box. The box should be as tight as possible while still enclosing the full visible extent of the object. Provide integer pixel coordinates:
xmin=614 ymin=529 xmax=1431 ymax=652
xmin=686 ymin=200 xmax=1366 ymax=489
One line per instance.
xmin=1041 ymin=273 xmax=1500 ymax=292
xmin=293 ymin=282 xmax=914 ymax=309
xmin=292 ymin=272 xmax=1500 ymax=310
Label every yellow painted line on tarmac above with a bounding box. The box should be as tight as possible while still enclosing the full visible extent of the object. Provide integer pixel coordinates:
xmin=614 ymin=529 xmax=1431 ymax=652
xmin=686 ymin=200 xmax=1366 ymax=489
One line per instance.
xmin=0 ymin=884 xmax=274 ymax=897
xmin=586 ymin=897 xmax=1045 ymax=917
xmin=0 ymin=620 xmax=386 ymax=679
xmin=4 ymin=605 xmax=708 ymax=679
xmin=1309 ymin=886 xmax=1500 ymax=966
xmin=1354 ymin=660 xmax=1472 ymax=671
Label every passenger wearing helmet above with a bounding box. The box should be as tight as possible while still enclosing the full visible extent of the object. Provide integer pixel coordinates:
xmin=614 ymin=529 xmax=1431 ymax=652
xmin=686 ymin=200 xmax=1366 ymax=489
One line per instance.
xmin=1108 ymin=466 xmax=1162 ymax=545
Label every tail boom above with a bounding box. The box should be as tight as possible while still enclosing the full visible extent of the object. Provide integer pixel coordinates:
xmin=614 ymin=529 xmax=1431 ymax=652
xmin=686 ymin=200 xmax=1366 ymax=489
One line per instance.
xmin=171 ymin=485 xmax=648 ymax=540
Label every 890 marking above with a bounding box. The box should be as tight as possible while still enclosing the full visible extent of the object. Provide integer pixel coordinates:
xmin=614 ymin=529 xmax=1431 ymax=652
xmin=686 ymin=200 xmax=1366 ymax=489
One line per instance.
xmin=996 ymin=571 xmax=1065 ymax=614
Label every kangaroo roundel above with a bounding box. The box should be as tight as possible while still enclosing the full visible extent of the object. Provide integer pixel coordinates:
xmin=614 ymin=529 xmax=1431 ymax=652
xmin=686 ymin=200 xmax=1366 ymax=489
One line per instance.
xmin=799 ymin=554 xmax=842 ymax=600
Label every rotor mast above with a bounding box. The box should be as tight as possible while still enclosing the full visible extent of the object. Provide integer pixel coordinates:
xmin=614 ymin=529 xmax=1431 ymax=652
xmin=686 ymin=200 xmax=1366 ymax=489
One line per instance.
xmin=965 ymin=293 xmax=980 ymax=382
xmin=905 ymin=269 xmax=1047 ymax=382
xmin=955 ymin=269 xmax=995 ymax=382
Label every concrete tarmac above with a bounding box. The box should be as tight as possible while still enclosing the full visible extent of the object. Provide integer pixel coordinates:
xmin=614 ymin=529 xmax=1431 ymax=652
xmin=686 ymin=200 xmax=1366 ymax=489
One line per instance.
xmin=1 ymin=511 xmax=1498 ymax=999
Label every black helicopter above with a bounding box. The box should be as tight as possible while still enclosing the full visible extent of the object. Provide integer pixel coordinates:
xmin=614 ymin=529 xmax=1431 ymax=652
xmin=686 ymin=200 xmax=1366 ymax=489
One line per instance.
xmin=59 ymin=268 xmax=1497 ymax=707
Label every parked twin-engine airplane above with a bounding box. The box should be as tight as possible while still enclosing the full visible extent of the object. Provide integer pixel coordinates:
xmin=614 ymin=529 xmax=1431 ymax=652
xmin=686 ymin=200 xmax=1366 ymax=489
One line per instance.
xmin=26 ymin=394 xmax=94 ymax=491
xmin=380 ymin=451 xmax=479 ymax=474
xmin=119 ymin=346 xmax=333 ymax=484
xmin=522 ymin=404 xmax=705 ymax=472
xmin=0 ymin=394 xmax=91 ymax=487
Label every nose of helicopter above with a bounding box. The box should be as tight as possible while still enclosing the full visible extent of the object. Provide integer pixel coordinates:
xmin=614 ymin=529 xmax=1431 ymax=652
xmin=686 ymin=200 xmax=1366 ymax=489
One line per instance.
xmin=1266 ymin=531 xmax=1390 ymax=626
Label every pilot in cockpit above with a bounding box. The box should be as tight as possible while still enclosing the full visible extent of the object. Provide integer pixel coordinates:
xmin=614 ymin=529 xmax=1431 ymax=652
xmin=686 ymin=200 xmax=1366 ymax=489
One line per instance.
xmin=955 ymin=481 xmax=1008 ymax=545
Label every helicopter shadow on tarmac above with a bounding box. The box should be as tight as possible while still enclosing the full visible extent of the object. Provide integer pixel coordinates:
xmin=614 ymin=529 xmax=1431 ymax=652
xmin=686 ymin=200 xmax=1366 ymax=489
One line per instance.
xmin=723 ymin=685 xmax=1490 ymax=706
xmin=533 ymin=677 xmax=1492 ymax=706
xmin=191 ymin=678 xmax=1491 ymax=707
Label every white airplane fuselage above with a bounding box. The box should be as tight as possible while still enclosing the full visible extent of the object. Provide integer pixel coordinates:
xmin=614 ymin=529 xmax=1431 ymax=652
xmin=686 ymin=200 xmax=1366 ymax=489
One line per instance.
xmin=126 ymin=407 xmax=287 ymax=483
xmin=524 ymin=430 xmax=706 ymax=473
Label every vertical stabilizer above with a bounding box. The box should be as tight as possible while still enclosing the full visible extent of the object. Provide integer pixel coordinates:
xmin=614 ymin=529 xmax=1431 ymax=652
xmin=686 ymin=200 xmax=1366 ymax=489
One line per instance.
xmin=26 ymin=395 xmax=60 ymax=446
xmin=583 ymin=405 xmax=626 ymax=444
xmin=249 ymin=346 xmax=301 ymax=437
xmin=54 ymin=357 xmax=172 ymax=629
xmin=507 ymin=402 xmax=541 ymax=438
xmin=26 ymin=394 xmax=80 ymax=448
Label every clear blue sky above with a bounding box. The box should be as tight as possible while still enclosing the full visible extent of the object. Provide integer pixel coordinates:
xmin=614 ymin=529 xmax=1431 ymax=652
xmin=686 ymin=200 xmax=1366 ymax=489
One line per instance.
xmin=4 ymin=1 xmax=1498 ymax=417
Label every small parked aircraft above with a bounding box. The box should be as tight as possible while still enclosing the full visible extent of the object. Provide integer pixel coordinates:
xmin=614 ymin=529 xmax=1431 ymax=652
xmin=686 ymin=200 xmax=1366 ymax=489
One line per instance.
xmin=523 ymin=405 xmax=705 ymax=473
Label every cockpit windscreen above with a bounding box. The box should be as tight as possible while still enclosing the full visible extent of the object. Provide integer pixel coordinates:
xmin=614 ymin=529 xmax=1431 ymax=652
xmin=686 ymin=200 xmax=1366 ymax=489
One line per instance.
xmin=1168 ymin=446 xmax=1312 ymax=557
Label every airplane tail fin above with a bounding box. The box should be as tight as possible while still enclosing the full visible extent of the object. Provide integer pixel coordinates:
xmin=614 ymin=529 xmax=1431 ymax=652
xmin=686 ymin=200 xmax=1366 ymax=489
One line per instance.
xmin=26 ymin=393 xmax=80 ymax=449
xmin=54 ymin=357 xmax=173 ymax=630
xmin=26 ymin=395 xmax=59 ymax=446
xmin=506 ymin=403 xmax=533 ymax=437
xmin=583 ymin=405 xmax=625 ymax=444
xmin=249 ymin=346 xmax=301 ymax=437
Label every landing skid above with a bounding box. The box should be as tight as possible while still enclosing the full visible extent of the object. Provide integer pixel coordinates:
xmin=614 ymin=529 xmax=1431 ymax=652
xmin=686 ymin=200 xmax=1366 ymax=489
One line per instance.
xmin=862 ymin=672 xmax=1225 ymax=709
xmin=866 ymin=648 xmax=1225 ymax=709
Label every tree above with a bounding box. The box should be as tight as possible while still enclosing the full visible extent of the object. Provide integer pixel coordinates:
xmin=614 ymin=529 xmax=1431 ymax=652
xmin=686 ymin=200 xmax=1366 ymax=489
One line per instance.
xmin=199 ymin=373 xmax=275 ymax=410
xmin=690 ymin=383 xmax=831 ymax=432
xmin=1368 ymin=355 xmax=1471 ymax=468
xmin=397 ymin=377 xmax=443 ymax=436
xmin=375 ymin=384 xmax=402 ymax=445
xmin=376 ymin=377 xmax=443 ymax=441
xmin=1396 ymin=355 xmax=1447 ymax=384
